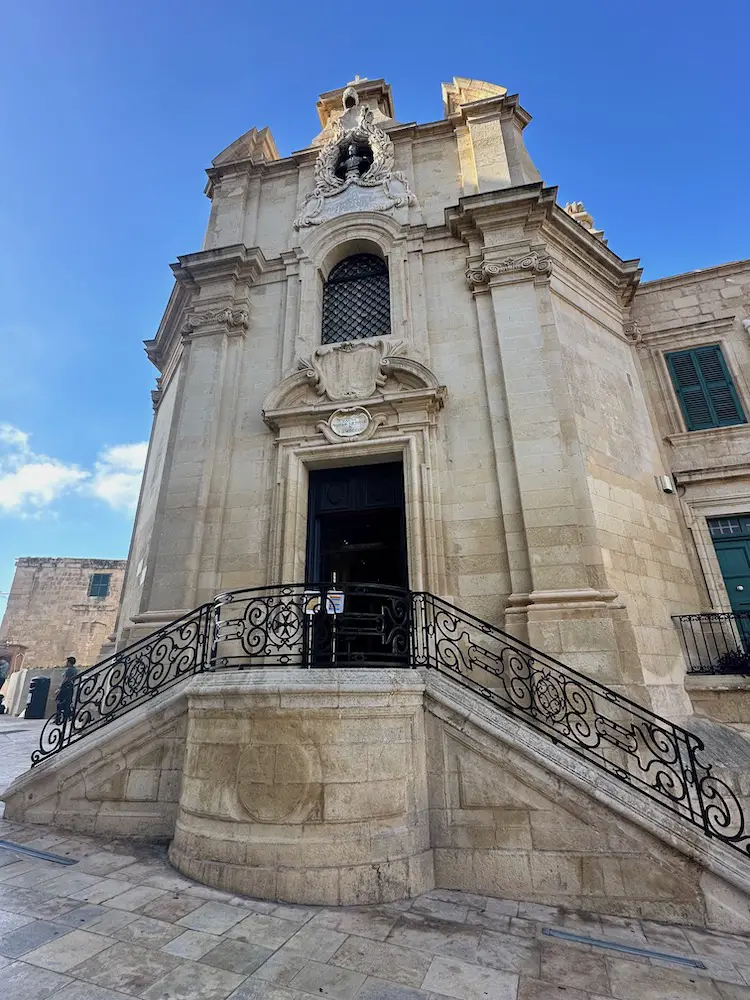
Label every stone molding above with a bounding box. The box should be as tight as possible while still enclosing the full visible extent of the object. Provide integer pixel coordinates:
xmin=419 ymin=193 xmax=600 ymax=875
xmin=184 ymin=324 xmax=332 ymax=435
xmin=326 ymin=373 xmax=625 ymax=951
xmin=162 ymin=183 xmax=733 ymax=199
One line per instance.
xmin=181 ymin=307 xmax=249 ymax=341
xmin=294 ymin=103 xmax=417 ymax=228
xmin=466 ymin=249 xmax=553 ymax=288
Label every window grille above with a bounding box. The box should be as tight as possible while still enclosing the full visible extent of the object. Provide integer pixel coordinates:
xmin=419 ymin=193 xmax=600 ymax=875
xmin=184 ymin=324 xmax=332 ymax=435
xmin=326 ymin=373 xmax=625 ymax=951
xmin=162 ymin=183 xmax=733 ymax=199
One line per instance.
xmin=88 ymin=573 xmax=111 ymax=599
xmin=666 ymin=345 xmax=746 ymax=430
xmin=708 ymin=517 xmax=750 ymax=537
xmin=321 ymin=254 xmax=390 ymax=345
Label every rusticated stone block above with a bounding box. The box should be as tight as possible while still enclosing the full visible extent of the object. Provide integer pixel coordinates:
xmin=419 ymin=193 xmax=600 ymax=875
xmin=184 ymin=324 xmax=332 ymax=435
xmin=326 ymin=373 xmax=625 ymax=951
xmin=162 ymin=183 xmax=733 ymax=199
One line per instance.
xmin=169 ymin=669 xmax=432 ymax=905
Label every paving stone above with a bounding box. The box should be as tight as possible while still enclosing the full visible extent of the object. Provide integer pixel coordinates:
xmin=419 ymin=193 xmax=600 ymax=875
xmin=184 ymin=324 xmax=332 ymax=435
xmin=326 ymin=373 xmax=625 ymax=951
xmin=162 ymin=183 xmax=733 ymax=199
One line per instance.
xmin=465 ymin=910 xmax=512 ymax=934
xmin=684 ymin=928 xmax=750 ymax=964
xmin=73 ymin=851 xmax=139 ymax=875
xmin=33 ymin=871 xmax=103 ymax=897
xmin=0 ymin=959 xmax=73 ymax=1000
xmin=176 ymin=900 xmax=247 ymax=934
xmin=162 ymin=929 xmax=224 ymax=960
xmin=21 ymin=892 xmax=83 ymax=920
xmin=73 ymin=940 xmax=183 ymax=995
xmin=270 ymin=902 xmax=318 ymax=923
xmin=422 ymin=955 xmax=518 ymax=1000
xmin=739 ymin=966 xmax=750 ymax=987
xmin=228 ymin=981 xmax=313 ymax=999
xmin=289 ymin=958 xmax=367 ymax=999
xmin=332 ymin=935 xmax=433 ymax=988
xmin=250 ymin=945 xmax=309 ymax=984
xmin=641 ymin=920 xmax=694 ymax=954
xmin=227 ymin=911 xmax=306 ymax=949
xmin=539 ymin=940 xmax=610 ymax=994
xmin=56 ymin=903 xmax=111 ymax=928
xmin=356 ymin=976 xmax=433 ymax=1000
xmin=387 ymin=912 xmax=482 ymax=961
xmin=477 ymin=929 xmax=541 ymax=976
xmin=0 ymin=859 xmax=38 ymax=880
xmin=423 ymin=889 xmax=488 ymax=911
xmin=0 ymin=918 xmax=69 ymax=957
xmin=107 ymin=885 xmax=170 ymax=911
xmin=517 ymin=978 xmax=590 ymax=1000
xmin=412 ymin=897 xmax=470 ymax=923
xmin=310 ymin=906 xmax=400 ymax=941
xmin=70 ymin=877 xmax=140 ymax=904
xmin=3 ymin=860 xmax=69 ymax=887
xmin=140 ymin=959 xmax=246 ymax=999
xmin=606 ymin=955 xmax=725 ymax=998
xmin=111 ymin=914 xmax=184 ymax=948
xmin=596 ymin=915 xmax=647 ymax=945
xmin=484 ymin=899 xmax=519 ymax=919
xmin=83 ymin=908 xmax=140 ymax=935
xmin=0 ymin=906 xmax=35 ymax=932
xmin=281 ymin=922 xmax=349 ymax=961
xmin=200 ymin=938 xmax=273 ymax=975
xmin=23 ymin=928 xmax=115 ymax=971
xmin=716 ymin=984 xmax=750 ymax=1000
xmin=52 ymin=984 xmax=151 ymax=1000
xmin=142 ymin=894 xmax=207 ymax=923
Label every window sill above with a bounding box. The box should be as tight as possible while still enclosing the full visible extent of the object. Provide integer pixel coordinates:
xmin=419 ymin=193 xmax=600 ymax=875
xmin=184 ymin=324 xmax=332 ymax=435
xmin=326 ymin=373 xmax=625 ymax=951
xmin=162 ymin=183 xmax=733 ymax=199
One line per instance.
xmin=666 ymin=424 xmax=750 ymax=446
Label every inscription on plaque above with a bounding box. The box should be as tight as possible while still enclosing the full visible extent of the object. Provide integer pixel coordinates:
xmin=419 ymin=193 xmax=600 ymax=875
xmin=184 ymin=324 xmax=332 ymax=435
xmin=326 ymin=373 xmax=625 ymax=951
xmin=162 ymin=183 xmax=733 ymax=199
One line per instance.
xmin=329 ymin=407 xmax=370 ymax=438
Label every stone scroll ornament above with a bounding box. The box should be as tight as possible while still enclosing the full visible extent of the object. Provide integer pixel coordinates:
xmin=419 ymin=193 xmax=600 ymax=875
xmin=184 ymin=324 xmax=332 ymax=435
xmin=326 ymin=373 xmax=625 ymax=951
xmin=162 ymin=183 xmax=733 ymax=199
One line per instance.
xmin=294 ymin=105 xmax=417 ymax=228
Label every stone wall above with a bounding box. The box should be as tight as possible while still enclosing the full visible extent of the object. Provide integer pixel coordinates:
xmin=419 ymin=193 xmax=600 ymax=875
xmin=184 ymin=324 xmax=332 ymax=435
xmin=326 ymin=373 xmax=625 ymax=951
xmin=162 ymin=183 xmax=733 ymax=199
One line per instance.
xmin=632 ymin=261 xmax=750 ymax=618
xmin=4 ymin=669 xmax=749 ymax=931
xmin=0 ymin=558 xmax=126 ymax=669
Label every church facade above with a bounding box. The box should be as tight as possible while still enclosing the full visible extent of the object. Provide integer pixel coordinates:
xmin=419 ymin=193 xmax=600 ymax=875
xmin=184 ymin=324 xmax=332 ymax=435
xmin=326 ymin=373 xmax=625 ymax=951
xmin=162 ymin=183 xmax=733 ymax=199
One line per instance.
xmin=116 ymin=76 xmax=750 ymax=718
xmin=7 ymin=77 xmax=750 ymax=920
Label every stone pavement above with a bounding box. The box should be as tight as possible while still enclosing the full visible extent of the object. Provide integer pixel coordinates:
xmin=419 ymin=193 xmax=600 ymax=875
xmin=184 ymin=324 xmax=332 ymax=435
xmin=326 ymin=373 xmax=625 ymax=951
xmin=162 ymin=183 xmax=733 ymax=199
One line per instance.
xmin=0 ymin=817 xmax=748 ymax=1000
xmin=1 ymin=725 xmax=750 ymax=999
xmin=0 ymin=716 xmax=45 ymax=816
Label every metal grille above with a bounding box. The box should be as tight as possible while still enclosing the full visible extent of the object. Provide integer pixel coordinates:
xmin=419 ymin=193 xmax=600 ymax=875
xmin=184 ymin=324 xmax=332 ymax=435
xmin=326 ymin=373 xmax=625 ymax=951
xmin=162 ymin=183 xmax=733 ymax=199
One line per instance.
xmin=321 ymin=254 xmax=390 ymax=345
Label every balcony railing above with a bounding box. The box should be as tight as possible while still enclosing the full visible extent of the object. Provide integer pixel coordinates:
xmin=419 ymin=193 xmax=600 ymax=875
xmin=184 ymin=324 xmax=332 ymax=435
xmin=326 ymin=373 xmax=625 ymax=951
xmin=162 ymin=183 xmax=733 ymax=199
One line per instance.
xmin=672 ymin=612 xmax=750 ymax=675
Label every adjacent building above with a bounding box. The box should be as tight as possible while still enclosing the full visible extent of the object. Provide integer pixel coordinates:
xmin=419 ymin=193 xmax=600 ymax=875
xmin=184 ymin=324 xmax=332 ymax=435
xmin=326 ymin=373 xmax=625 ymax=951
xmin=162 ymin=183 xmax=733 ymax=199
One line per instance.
xmin=0 ymin=557 xmax=126 ymax=672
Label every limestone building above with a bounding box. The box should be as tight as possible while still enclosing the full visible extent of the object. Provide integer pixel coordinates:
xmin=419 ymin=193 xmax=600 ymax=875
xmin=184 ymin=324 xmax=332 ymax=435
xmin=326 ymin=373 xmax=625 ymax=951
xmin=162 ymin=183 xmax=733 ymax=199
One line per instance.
xmin=0 ymin=557 xmax=126 ymax=672
xmin=7 ymin=77 xmax=750 ymax=925
xmin=115 ymin=75 xmax=749 ymax=717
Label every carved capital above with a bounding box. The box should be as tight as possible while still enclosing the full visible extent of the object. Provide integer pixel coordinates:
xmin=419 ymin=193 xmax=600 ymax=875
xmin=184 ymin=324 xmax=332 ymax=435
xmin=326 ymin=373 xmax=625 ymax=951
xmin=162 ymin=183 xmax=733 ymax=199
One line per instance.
xmin=181 ymin=307 xmax=250 ymax=336
xmin=466 ymin=250 xmax=553 ymax=289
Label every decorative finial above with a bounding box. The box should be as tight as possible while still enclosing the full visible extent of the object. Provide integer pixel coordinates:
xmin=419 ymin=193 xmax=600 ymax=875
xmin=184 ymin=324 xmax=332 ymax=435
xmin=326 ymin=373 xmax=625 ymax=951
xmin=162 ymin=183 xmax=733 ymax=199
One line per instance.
xmin=564 ymin=201 xmax=605 ymax=241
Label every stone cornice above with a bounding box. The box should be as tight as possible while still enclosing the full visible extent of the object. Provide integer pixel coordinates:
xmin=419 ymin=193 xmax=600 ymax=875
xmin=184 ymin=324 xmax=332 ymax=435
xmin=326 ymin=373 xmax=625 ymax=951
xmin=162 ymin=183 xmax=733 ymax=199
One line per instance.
xmin=637 ymin=258 xmax=750 ymax=293
xmin=171 ymin=244 xmax=267 ymax=287
xmin=145 ymin=245 xmax=267 ymax=372
xmin=450 ymin=184 xmax=641 ymax=304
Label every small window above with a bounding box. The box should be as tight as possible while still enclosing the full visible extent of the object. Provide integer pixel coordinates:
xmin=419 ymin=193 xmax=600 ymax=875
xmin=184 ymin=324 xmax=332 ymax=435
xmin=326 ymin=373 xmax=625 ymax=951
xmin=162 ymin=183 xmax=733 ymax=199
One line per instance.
xmin=88 ymin=573 xmax=111 ymax=598
xmin=321 ymin=254 xmax=390 ymax=345
xmin=708 ymin=516 xmax=750 ymax=538
xmin=666 ymin=345 xmax=746 ymax=431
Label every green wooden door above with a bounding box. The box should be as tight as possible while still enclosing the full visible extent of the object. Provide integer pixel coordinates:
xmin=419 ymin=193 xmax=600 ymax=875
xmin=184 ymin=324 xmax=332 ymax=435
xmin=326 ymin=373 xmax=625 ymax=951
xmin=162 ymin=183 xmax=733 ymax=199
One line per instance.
xmin=709 ymin=517 xmax=750 ymax=650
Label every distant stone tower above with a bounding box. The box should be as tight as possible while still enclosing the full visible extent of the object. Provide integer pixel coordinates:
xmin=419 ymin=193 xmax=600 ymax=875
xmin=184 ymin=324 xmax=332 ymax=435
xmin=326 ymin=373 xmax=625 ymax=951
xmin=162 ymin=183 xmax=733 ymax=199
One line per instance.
xmin=115 ymin=75 xmax=750 ymax=718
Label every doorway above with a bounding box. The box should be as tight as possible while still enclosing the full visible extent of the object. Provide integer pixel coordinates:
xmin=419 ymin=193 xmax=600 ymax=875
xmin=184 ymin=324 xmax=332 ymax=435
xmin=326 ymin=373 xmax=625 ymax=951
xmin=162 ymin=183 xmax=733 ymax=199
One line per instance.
xmin=305 ymin=462 xmax=409 ymax=666
xmin=306 ymin=462 xmax=408 ymax=587
xmin=709 ymin=516 xmax=750 ymax=653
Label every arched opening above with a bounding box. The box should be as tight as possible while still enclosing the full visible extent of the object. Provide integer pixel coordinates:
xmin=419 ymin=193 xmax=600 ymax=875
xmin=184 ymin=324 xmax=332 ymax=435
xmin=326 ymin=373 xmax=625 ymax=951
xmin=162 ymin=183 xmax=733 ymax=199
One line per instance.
xmin=321 ymin=253 xmax=391 ymax=345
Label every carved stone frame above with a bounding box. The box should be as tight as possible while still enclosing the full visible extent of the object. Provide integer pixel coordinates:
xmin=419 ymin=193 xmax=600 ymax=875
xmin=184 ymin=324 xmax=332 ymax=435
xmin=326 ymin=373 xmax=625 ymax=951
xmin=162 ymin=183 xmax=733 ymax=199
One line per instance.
xmin=263 ymin=349 xmax=446 ymax=594
xmin=282 ymin=213 xmax=428 ymax=373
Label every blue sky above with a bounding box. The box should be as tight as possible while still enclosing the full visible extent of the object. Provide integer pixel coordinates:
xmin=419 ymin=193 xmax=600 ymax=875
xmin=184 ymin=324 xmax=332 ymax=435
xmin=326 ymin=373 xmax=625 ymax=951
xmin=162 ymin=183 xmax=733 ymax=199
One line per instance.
xmin=0 ymin=0 xmax=747 ymax=614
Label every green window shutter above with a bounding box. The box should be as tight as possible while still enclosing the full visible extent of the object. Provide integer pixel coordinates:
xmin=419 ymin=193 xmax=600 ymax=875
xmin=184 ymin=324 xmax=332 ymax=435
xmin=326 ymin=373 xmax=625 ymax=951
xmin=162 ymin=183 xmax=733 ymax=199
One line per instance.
xmin=666 ymin=345 xmax=746 ymax=430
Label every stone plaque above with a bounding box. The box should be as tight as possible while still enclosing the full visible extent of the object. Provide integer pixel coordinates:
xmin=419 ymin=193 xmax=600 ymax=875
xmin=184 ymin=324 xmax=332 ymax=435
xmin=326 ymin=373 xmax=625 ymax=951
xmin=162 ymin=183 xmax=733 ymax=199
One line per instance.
xmin=329 ymin=407 xmax=370 ymax=437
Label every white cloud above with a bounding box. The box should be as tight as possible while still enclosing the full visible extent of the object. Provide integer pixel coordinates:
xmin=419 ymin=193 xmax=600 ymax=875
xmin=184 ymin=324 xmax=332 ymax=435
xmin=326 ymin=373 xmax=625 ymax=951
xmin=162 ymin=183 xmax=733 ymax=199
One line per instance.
xmin=0 ymin=423 xmax=147 ymax=517
xmin=90 ymin=442 xmax=148 ymax=513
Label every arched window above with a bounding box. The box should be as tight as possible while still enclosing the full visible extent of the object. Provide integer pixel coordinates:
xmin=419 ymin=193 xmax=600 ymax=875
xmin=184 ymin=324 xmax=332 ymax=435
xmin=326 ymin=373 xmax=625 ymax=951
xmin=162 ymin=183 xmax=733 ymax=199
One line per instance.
xmin=321 ymin=254 xmax=390 ymax=345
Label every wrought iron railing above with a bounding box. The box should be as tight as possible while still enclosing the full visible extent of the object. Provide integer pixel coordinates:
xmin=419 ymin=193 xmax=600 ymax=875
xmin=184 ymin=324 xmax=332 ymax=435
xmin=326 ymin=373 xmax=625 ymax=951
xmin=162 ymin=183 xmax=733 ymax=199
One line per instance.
xmin=27 ymin=584 xmax=749 ymax=863
xmin=32 ymin=604 xmax=212 ymax=765
xmin=672 ymin=612 xmax=750 ymax=675
xmin=413 ymin=593 xmax=749 ymax=861
xmin=212 ymin=582 xmax=411 ymax=669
